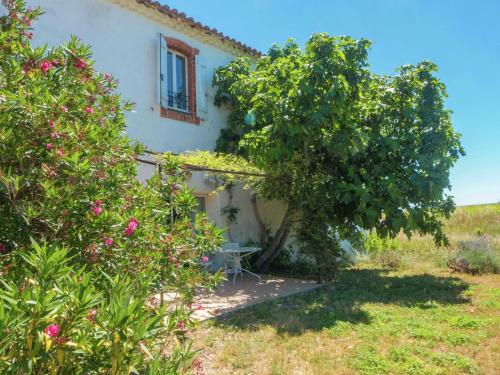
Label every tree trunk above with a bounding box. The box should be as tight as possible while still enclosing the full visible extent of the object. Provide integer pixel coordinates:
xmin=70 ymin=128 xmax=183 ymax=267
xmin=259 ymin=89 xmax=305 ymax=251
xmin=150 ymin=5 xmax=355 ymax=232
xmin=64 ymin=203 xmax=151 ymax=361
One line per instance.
xmin=250 ymin=194 xmax=268 ymax=247
xmin=254 ymin=203 xmax=294 ymax=272
xmin=259 ymin=227 xmax=291 ymax=272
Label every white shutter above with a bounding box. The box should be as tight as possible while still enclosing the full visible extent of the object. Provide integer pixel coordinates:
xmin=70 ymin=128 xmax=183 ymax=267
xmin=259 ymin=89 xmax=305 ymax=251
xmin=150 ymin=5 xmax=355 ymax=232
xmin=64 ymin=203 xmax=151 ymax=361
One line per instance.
xmin=158 ymin=33 xmax=169 ymax=108
xmin=196 ymin=55 xmax=208 ymax=121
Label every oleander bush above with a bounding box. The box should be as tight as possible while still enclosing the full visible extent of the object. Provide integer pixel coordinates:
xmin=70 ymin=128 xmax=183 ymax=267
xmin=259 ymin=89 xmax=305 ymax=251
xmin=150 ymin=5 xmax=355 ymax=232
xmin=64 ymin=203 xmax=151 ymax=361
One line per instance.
xmin=0 ymin=241 xmax=195 ymax=374
xmin=0 ymin=1 xmax=222 ymax=372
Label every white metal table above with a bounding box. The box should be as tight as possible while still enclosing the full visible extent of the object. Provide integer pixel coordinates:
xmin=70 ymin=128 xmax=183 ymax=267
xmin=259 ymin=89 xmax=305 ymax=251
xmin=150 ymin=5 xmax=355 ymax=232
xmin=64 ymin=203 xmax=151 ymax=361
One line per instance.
xmin=221 ymin=244 xmax=261 ymax=284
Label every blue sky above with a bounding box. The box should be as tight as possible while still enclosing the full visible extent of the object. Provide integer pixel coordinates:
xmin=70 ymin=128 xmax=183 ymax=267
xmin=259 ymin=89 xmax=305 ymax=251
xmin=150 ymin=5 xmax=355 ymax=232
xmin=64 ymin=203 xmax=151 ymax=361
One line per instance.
xmin=164 ymin=0 xmax=500 ymax=206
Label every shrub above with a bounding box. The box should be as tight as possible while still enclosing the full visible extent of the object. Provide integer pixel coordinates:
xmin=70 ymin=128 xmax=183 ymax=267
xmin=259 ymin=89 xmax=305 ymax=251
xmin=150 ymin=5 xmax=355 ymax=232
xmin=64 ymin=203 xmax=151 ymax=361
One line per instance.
xmin=363 ymin=231 xmax=405 ymax=270
xmin=296 ymin=210 xmax=358 ymax=282
xmin=0 ymin=241 xmax=193 ymax=374
xmin=0 ymin=0 xmax=223 ymax=291
xmin=458 ymin=235 xmax=492 ymax=251
xmin=363 ymin=231 xmax=398 ymax=254
xmin=447 ymin=232 xmax=499 ymax=275
xmin=447 ymin=247 xmax=499 ymax=275
xmin=0 ymin=1 xmax=223 ymax=372
xmin=268 ymin=246 xmax=320 ymax=280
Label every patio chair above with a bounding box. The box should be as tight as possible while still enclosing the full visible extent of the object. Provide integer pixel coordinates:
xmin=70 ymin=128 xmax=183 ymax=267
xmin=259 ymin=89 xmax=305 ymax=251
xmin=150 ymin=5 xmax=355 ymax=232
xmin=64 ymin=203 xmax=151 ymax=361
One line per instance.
xmin=221 ymin=242 xmax=242 ymax=283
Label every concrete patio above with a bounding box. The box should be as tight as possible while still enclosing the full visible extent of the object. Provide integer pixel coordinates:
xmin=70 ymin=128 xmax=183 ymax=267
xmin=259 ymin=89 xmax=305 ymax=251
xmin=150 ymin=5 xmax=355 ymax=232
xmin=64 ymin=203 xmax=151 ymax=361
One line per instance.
xmin=190 ymin=274 xmax=322 ymax=320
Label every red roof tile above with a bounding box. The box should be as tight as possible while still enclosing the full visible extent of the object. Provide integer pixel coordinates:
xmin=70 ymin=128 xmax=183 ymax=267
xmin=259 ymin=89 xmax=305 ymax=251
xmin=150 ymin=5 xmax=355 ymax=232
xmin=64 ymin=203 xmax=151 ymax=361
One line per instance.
xmin=134 ymin=0 xmax=262 ymax=57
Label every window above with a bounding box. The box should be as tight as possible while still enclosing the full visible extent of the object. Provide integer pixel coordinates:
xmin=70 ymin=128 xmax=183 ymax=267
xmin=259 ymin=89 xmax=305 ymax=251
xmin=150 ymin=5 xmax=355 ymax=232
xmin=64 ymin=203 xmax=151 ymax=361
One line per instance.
xmin=159 ymin=35 xmax=201 ymax=125
xmin=166 ymin=51 xmax=188 ymax=111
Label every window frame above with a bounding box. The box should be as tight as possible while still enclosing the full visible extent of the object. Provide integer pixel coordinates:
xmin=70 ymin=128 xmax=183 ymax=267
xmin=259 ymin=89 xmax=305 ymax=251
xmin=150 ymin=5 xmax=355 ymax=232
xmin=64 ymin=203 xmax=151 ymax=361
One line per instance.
xmin=160 ymin=36 xmax=201 ymax=125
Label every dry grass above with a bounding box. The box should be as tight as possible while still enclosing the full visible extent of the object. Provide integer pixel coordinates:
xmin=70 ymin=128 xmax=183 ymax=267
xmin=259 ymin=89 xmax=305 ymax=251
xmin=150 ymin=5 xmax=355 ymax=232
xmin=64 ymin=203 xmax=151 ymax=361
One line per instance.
xmin=192 ymin=204 xmax=500 ymax=374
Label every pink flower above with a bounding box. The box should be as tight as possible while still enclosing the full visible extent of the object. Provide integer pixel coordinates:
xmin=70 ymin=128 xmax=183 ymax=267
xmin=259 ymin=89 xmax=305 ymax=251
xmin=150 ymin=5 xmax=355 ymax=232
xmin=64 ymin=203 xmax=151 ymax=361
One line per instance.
xmin=103 ymin=237 xmax=113 ymax=246
xmin=46 ymin=143 xmax=54 ymax=151
xmin=201 ymin=256 xmax=209 ymax=264
xmin=60 ymin=106 xmax=68 ymax=113
xmin=92 ymin=201 xmax=102 ymax=216
xmin=49 ymin=120 xmax=56 ymax=128
xmin=104 ymin=73 xmax=112 ymax=81
xmin=84 ymin=107 xmax=94 ymax=114
xmin=40 ymin=61 xmax=52 ymax=73
xmin=56 ymin=149 xmax=64 ymax=158
xmin=74 ymin=58 xmax=87 ymax=70
xmin=177 ymin=320 xmax=186 ymax=330
xmin=124 ymin=218 xmax=138 ymax=237
xmin=172 ymin=183 xmax=179 ymax=192
xmin=128 ymin=218 xmax=138 ymax=230
xmin=51 ymin=131 xmax=61 ymax=139
xmin=43 ymin=324 xmax=60 ymax=338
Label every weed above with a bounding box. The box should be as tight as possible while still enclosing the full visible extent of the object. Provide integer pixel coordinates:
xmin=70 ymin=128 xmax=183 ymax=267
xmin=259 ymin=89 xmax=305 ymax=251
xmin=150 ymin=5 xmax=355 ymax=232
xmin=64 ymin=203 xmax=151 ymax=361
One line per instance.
xmin=444 ymin=332 xmax=475 ymax=346
xmin=351 ymin=347 xmax=390 ymax=374
xmin=431 ymin=352 xmax=478 ymax=374
xmin=448 ymin=315 xmax=484 ymax=329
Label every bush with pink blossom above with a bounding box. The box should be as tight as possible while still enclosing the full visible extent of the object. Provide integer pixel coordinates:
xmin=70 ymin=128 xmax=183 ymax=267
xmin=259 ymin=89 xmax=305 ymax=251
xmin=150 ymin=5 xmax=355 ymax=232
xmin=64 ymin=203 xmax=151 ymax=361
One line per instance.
xmin=0 ymin=0 xmax=222 ymax=372
xmin=0 ymin=241 xmax=196 ymax=373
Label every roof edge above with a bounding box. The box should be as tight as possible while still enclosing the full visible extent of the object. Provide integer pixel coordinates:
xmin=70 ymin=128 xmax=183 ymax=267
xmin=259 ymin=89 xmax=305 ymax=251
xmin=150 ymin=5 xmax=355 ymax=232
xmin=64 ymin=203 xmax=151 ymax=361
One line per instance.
xmin=133 ymin=0 xmax=262 ymax=57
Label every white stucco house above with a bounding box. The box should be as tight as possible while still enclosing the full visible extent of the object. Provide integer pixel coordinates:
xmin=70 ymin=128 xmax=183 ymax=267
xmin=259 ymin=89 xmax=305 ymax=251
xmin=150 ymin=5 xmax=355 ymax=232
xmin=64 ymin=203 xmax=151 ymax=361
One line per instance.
xmin=23 ymin=0 xmax=288 ymax=253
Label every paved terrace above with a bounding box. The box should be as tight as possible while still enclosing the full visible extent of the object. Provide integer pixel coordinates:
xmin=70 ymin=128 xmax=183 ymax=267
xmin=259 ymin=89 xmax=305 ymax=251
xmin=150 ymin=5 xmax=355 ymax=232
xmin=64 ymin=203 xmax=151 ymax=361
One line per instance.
xmin=193 ymin=275 xmax=321 ymax=320
xmin=157 ymin=275 xmax=322 ymax=321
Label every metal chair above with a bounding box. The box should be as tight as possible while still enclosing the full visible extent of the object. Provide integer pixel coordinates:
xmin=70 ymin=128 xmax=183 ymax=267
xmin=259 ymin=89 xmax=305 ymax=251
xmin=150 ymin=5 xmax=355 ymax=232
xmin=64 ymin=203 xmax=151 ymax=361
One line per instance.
xmin=221 ymin=242 xmax=241 ymax=283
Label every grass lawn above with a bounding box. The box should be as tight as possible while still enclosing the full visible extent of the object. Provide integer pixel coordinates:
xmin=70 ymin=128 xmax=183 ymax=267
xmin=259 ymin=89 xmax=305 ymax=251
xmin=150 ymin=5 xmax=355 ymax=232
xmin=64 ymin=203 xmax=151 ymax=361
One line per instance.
xmin=194 ymin=265 xmax=499 ymax=374
xmin=193 ymin=204 xmax=500 ymax=374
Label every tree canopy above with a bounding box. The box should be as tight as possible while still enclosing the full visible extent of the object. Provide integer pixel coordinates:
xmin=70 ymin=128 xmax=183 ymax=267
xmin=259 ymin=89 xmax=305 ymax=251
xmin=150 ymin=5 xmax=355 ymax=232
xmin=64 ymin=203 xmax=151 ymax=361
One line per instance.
xmin=213 ymin=33 xmax=464 ymax=275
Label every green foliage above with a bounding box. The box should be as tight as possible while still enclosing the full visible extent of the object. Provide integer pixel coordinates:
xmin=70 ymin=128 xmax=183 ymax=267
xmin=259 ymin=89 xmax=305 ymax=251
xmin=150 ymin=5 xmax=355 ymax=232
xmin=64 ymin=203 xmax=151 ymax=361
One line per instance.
xmin=213 ymin=32 xmax=464 ymax=275
xmin=363 ymin=231 xmax=398 ymax=254
xmin=175 ymin=150 xmax=263 ymax=191
xmin=267 ymin=246 xmax=319 ymax=280
xmin=363 ymin=231 xmax=405 ymax=270
xmin=0 ymin=241 xmax=193 ymax=374
xmin=0 ymin=1 xmax=223 ymax=372
xmin=0 ymin=0 xmax=223 ymax=288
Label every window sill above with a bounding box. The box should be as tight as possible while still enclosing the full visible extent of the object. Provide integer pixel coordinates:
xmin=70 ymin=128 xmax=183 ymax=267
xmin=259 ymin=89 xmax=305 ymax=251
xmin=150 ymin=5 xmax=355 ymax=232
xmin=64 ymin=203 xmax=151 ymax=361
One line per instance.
xmin=160 ymin=106 xmax=201 ymax=125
